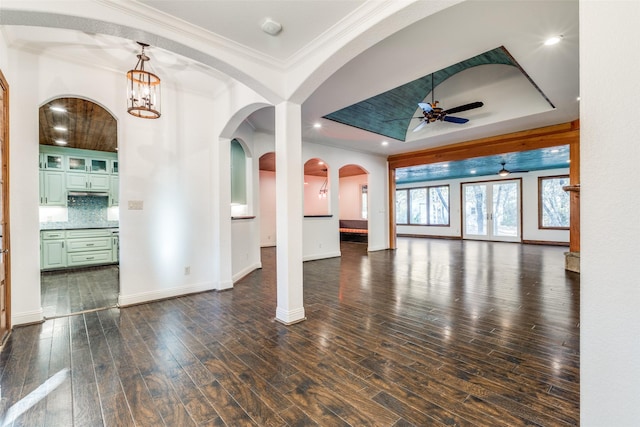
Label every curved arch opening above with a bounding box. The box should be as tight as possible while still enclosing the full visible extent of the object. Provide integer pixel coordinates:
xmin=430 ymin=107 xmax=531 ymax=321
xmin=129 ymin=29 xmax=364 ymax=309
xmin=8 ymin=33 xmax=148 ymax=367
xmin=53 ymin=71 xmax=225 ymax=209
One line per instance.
xmin=38 ymin=96 xmax=120 ymax=318
xmin=304 ymin=158 xmax=330 ymax=216
xmin=338 ymin=164 xmax=369 ymax=245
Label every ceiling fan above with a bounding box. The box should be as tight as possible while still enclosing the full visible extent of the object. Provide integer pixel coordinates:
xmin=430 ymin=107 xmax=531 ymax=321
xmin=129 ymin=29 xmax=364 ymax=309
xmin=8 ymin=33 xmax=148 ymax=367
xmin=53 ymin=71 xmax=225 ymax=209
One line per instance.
xmin=412 ymin=73 xmax=484 ymax=132
xmin=497 ymin=161 xmax=529 ymax=176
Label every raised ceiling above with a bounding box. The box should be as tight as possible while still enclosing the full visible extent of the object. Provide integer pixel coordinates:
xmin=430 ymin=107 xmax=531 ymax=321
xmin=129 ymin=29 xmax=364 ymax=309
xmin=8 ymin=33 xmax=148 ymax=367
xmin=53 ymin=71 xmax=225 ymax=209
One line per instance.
xmin=39 ymin=98 xmax=117 ymax=153
xmin=395 ymin=145 xmax=570 ymax=184
xmin=323 ymin=46 xmax=553 ymax=142
xmin=2 ymin=1 xmax=579 ymax=170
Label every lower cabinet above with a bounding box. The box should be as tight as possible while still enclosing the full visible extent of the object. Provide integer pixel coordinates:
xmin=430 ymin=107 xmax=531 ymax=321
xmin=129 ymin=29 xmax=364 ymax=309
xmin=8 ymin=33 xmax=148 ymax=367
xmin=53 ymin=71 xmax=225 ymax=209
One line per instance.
xmin=41 ymin=228 xmax=118 ymax=270
xmin=41 ymin=231 xmax=66 ymax=270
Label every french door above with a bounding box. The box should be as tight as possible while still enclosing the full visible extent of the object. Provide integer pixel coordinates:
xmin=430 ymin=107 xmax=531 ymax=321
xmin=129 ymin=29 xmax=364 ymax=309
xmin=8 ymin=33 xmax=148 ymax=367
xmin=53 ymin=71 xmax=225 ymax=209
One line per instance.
xmin=462 ymin=179 xmax=521 ymax=242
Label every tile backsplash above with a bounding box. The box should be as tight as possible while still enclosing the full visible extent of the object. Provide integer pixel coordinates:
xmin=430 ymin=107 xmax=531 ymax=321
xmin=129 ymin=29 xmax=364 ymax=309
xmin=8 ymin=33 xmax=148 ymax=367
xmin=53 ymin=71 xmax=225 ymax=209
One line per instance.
xmin=40 ymin=196 xmax=119 ymax=229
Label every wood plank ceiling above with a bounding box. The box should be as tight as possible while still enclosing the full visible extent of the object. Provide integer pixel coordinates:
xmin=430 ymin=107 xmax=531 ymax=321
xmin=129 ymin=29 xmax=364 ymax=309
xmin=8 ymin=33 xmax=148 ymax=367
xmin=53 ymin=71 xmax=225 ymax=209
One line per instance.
xmin=39 ymin=97 xmax=117 ymax=153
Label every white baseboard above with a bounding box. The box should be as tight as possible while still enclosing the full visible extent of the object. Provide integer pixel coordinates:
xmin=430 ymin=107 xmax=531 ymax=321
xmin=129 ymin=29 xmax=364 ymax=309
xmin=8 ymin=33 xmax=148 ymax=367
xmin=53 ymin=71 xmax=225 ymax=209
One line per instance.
xmin=232 ymin=262 xmax=262 ymax=283
xmin=118 ymin=281 xmax=215 ymax=307
xmin=12 ymin=308 xmax=44 ymax=326
xmin=367 ymin=244 xmax=388 ymax=252
xmin=303 ymin=250 xmax=341 ymax=262
xmin=275 ymin=306 xmax=306 ymax=325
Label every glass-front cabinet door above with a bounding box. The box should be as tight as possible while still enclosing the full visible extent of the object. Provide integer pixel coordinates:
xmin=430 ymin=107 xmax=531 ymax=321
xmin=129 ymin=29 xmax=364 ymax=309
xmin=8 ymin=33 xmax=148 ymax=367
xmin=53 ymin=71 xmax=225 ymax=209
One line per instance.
xmin=40 ymin=153 xmax=63 ymax=170
xmin=110 ymin=159 xmax=118 ymax=174
xmin=67 ymin=156 xmax=87 ymax=172
xmin=90 ymin=158 xmax=108 ymax=174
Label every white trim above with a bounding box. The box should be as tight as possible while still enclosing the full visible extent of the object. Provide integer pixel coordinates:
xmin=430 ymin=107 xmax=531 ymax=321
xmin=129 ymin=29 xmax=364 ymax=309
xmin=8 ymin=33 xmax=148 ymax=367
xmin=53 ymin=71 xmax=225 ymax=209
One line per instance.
xmin=275 ymin=306 xmax=306 ymax=325
xmin=367 ymin=244 xmax=387 ymax=252
xmin=118 ymin=281 xmax=215 ymax=306
xmin=303 ymin=251 xmax=341 ymax=262
xmin=12 ymin=308 xmax=44 ymax=326
xmin=232 ymin=262 xmax=262 ymax=283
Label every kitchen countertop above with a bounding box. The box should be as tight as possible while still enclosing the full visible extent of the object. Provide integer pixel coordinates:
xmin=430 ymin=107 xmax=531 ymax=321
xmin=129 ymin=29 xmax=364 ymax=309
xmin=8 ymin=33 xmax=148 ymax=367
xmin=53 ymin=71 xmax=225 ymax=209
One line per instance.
xmin=40 ymin=226 xmax=119 ymax=231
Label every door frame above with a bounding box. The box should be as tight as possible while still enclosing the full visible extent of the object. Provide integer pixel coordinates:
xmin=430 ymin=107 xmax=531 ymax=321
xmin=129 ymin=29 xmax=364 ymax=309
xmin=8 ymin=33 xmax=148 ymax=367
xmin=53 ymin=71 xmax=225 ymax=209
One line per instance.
xmin=461 ymin=178 xmax=523 ymax=242
xmin=0 ymin=68 xmax=11 ymax=347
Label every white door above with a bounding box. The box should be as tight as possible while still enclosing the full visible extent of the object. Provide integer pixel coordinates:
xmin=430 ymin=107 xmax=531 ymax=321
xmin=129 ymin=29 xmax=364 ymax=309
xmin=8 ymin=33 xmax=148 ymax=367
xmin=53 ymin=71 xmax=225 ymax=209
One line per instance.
xmin=462 ymin=180 xmax=521 ymax=242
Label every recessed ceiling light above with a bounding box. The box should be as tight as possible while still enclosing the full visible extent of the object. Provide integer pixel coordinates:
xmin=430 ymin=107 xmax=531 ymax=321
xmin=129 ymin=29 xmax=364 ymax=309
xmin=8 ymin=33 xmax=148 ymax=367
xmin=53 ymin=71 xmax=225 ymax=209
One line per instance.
xmin=544 ymin=35 xmax=563 ymax=46
xmin=313 ymin=123 xmax=321 ymax=129
xmin=54 ymin=126 xmax=67 ymax=132
xmin=50 ymin=106 xmax=67 ymax=113
xmin=261 ymin=18 xmax=282 ymax=36
xmin=54 ymin=139 xmax=67 ymax=145
xmin=381 ymin=141 xmax=388 ymax=146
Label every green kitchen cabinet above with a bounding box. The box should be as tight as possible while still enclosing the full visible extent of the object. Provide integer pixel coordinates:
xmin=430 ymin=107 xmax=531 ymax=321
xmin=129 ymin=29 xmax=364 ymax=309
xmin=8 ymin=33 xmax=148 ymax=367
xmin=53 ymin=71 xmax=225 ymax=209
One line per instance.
xmin=39 ymin=170 xmax=66 ymax=206
xmin=66 ymin=172 xmax=110 ymax=191
xmin=109 ymin=176 xmax=119 ymax=206
xmin=41 ymin=231 xmax=67 ymax=269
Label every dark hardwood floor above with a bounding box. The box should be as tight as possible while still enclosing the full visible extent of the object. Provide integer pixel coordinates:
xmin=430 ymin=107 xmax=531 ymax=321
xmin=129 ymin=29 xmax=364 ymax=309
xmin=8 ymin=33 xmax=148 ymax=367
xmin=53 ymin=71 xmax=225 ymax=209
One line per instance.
xmin=41 ymin=265 xmax=119 ymax=318
xmin=1 ymin=239 xmax=579 ymax=426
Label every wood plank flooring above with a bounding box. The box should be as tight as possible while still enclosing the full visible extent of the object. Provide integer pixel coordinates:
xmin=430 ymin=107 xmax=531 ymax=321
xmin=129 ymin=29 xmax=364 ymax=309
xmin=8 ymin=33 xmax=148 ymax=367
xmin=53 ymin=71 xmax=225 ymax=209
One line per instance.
xmin=0 ymin=239 xmax=579 ymax=426
xmin=41 ymin=266 xmax=119 ymax=318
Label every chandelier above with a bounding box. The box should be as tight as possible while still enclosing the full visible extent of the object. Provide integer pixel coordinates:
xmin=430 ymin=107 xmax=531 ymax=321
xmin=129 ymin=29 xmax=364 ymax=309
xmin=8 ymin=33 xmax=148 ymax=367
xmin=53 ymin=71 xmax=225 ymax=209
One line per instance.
xmin=126 ymin=42 xmax=161 ymax=119
xmin=318 ymin=178 xmax=328 ymax=199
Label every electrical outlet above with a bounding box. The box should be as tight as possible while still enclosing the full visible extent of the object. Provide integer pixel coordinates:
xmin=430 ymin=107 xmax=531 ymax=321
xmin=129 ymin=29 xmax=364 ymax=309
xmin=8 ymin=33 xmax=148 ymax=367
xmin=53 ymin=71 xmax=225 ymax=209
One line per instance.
xmin=184 ymin=266 xmax=190 ymax=275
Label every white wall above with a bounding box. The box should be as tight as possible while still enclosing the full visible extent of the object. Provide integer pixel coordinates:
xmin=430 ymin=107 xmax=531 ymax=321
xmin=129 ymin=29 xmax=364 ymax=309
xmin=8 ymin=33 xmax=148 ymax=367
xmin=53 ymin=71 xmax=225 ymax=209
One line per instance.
xmin=259 ymin=170 xmax=276 ymax=247
xmin=251 ymin=132 xmax=389 ymax=258
xmin=339 ymin=174 xmax=368 ymax=220
xmin=396 ymin=168 xmax=569 ymax=243
xmin=581 ymin=2 xmax=640 ymax=424
xmin=6 ymin=48 xmax=231 ymax=322
xmin=303 ymin=174 xmax=330 ymax=216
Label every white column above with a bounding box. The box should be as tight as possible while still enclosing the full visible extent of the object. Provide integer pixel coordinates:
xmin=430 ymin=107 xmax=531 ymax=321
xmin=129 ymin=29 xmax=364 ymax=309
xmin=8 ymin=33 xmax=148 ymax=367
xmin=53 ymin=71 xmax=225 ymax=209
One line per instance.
xmin=274 ymin=101 xmax=305 ymax=324
xmin=214 ymin=137 xmax=233 ymax=290
xmin=581 ymin=1 xmax=640 ymax=424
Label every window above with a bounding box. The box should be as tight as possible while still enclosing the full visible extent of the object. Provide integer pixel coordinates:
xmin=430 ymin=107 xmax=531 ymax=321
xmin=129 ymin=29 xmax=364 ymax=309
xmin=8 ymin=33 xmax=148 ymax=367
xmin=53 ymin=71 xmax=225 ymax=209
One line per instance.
xmin=361 ymin=184 xmax=368 ymax=219
xmin=396 ymin=185 xmax=449 ymax=226
xmin=539 ymin=175 xmax=570 ymax=229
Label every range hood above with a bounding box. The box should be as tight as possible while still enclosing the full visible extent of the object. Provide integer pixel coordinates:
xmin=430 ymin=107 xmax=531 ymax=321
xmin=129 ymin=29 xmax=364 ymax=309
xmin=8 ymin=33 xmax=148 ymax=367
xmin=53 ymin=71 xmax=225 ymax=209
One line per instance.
xmin=68 ymin=191 xmax=109 ymax=197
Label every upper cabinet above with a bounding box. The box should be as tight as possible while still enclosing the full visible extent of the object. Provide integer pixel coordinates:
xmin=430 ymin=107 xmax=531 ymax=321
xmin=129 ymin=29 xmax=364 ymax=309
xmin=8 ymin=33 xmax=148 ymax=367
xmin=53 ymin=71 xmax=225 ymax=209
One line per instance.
xmin=39 ymin=146 xmax=118 ymax=204
xmin=66 ymin=155 xmax=87 ymax=172
xmin=39 ymin=152 xmax=64 ymax=170
xmin=90 ymin=158 xmax=109 ymax=174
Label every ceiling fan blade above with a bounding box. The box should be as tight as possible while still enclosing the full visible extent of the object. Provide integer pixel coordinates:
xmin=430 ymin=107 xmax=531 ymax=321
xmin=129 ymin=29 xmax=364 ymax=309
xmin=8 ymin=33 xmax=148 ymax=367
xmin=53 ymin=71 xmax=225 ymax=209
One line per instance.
xmin=418 ymin=102 xmax=433 ymax=113
xmin=383 ymin=116 xmax=422 ymax=122
xmin=443 ymin=116 xmax=469 ymax=124
xmin=443 ymin=101 xmax=484 ymax=115
xmin=412 ymin=120 xmax=428 ymax=132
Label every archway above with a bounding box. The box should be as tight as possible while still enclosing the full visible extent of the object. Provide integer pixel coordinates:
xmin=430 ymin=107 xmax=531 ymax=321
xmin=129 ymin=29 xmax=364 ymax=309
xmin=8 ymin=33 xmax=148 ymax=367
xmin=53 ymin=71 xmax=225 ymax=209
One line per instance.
xmin=38 ymin=96 xmax=119 ymax=318
xmin=338 ymin=164 xmax=369 ymax=247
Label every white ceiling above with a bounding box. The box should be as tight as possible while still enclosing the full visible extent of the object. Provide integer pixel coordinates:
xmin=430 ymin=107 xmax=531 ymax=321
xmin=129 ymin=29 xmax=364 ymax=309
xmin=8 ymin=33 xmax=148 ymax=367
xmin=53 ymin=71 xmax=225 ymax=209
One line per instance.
xmin=0 ymin=0 xmax=579 ymax=157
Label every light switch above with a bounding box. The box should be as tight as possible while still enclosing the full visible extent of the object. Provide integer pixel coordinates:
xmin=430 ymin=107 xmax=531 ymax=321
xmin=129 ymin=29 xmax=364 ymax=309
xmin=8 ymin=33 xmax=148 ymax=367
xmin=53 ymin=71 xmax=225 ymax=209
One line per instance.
xmin=128 ymin=200 xmax=143 ymax=210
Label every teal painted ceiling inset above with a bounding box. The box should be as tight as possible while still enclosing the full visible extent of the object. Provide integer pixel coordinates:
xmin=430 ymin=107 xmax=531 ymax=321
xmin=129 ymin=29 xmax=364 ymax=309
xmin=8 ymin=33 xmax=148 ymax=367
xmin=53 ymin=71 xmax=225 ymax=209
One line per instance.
xmin=324 ymin=46 xmax=525 ymax=142
xmin=395 ymin=146 xmax=570 ymax=185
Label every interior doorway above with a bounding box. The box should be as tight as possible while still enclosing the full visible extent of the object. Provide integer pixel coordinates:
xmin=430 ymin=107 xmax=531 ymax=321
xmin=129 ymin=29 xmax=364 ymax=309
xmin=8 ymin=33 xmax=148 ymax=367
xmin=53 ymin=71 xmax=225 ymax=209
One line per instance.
xmin=462 ymin=179 xmax=522 ymax=242
xmin=39 ymin=97 xmax=119 ymax=318
xmin=0 ymin=70 xmax=10 ymax=345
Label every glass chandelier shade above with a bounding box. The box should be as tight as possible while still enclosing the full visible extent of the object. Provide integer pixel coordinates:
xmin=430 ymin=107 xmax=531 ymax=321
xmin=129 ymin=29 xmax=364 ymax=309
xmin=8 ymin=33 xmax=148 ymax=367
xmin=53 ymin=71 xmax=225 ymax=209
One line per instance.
xmin=318 ymin=178 xmax=328 ymax=199
xmin=127 ymin=42 xmax=161 ymax=119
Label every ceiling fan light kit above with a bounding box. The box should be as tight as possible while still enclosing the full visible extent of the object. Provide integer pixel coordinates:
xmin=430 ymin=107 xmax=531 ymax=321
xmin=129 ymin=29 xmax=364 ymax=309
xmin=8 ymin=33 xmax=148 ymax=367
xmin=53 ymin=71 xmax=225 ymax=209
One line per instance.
xmin=126 ymin=42 xmax=161 ymax=119
xmin=412 ymin=73 xmax=484 ymax=132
